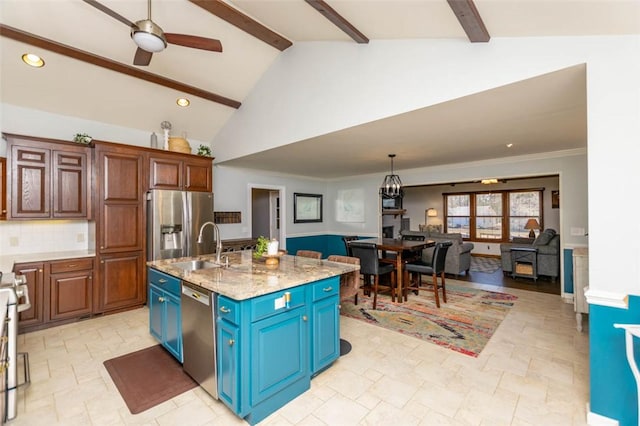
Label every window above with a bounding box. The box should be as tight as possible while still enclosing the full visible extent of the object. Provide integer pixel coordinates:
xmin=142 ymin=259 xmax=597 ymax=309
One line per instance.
xmin=509 ymin=191 xmax=541 ymax=239
xmin=445 ymin=194 xmax=470 ymax=238
xmin=475 ymin=193 xmax=503 ymax=239
xmin=444 ymin=189 xmax=543 ymax=242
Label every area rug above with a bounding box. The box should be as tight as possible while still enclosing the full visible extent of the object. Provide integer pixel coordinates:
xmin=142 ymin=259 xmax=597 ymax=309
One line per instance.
xmin=103 ymin=345 xmax=197 ymax=414
xmin=470 ymin=256 xmax=502 ymax=274
xmin=340 ymin=283 xmax=517 ymax=357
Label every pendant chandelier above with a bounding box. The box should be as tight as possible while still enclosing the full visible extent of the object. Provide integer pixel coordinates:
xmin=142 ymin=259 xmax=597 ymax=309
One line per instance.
xmin=380 ymin=154 xmax=403 ymax=198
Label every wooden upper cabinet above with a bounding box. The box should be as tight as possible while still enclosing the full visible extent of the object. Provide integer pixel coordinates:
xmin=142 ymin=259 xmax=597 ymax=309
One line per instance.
xmin=94 ymin=142 xmax=145 ymax=253
xmin=149 ymin=151 xmax=212 ymax=192
xmin=4 ymin=134 xmax=90 ymax=220
xmin=0 ymin=157 xmax=7 ymax=220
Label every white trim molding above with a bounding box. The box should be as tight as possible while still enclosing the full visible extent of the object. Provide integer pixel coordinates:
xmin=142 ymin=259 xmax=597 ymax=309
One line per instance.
xmin=587 ymin=409 xmax=620 ymax=425
xmin=585 ymin=288 xmax=629 ymax=309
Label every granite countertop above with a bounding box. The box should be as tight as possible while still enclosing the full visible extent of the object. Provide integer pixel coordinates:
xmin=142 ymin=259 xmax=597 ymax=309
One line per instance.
xmin=147 ymin=250 xmax=360 ymax=301
xmin=0 ymin=250 xmax=96 ymax=275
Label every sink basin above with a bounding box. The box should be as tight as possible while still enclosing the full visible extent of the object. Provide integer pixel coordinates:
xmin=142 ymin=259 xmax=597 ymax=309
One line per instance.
xmin=171 ymin=260 xmax=220 ymax=272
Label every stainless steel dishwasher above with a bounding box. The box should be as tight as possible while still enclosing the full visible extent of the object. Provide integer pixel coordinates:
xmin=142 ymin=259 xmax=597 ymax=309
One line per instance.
xmin=181 ymin=281 xmax=218 ymax=399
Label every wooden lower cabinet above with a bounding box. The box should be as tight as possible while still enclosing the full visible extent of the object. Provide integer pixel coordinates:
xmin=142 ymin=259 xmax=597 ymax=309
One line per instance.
xmin=14 ymin=257 xmax=94 ymax=332
xmin=13 ymin=262 xmax=45 ymax=330
xmin=95 ymin=251 xmax=145 ymax=313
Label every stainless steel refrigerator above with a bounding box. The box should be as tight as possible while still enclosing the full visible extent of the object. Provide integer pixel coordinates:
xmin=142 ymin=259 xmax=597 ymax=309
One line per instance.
xmin=147 ymin=189 xmax=215 ymax=261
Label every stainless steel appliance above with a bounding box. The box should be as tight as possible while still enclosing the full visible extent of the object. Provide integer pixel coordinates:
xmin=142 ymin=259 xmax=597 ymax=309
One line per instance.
xmin=146 ymin=190 xmax=216 ymax=261
xmin=181 ymin=281 xmax=217 ymax=398
xmin=0 ymin=273 xmax=31 ymax=422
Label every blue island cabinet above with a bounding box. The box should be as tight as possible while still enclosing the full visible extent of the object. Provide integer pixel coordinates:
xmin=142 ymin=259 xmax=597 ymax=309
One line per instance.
xmin=148 ymin=268 xmax=183 ymax=362
xmin=217 ymin=276 xmax=340 ymax=425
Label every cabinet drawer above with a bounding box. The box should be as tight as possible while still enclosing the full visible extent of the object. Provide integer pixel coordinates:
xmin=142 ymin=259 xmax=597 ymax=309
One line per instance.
xmin=218 ymin=296 xmax=240 ymax=325
xmin=148 ymin=268 xmax=181 ymax=296
xmin=49 ymin=257 xmax=94 ymax=274
xmin=311 ymin=277 xmax=339 ymax=302
xmin=251 ymin=286 xmax=306 ymax=323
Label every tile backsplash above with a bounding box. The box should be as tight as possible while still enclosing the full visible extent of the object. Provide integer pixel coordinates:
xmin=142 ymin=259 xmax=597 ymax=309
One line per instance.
xmin=0 ymin=220 xmax=91 ymax=256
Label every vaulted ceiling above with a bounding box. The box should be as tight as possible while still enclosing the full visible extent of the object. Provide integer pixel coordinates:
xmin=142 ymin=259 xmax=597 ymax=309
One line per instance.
xmin=1 ymin=1 xmax=638 ymax=177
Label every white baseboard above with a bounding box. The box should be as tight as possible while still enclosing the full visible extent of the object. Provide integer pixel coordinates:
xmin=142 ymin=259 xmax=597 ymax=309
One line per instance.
xmin=587 ymin=409 xmax=619 ymax=425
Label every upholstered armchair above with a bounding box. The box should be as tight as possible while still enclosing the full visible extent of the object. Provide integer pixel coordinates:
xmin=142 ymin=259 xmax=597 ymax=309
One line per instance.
xmin=500 ymin=229 xmax=560 ymax=281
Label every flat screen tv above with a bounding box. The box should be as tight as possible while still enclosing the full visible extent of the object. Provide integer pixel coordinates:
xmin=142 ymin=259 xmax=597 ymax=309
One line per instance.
xmin=382 ymin=197 xmax=402 ymax=209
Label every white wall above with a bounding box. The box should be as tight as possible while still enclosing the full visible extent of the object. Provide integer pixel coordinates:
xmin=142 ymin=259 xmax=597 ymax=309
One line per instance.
xmin=214 ymin=35 xmax=638 ymax=297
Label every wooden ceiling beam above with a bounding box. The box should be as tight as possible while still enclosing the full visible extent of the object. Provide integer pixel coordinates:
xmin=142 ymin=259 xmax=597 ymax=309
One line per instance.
xmin=188 ymin=0 xmax=292 ymax=51
xmin=0 ymin=24 xmax=241 ymax=109
xmin=447 ymin=0 xmax=490 ymax=42
xmin=304 ymin=0 xmax=369 ymax=44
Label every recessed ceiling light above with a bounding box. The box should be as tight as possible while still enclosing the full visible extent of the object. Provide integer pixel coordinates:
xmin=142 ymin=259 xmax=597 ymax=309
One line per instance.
xmin=506 ymin=143 xmax=513 ymax=148
xmin=22 ymin=53 xmax=44 ymax=68
xmin=176 ymin=98 xmax=190 ymax=107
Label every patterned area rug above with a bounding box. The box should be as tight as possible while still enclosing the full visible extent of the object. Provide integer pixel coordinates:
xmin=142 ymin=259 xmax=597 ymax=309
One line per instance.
xmin=340 ymin=283 xmax=517 ymax=357
xmin=470 ymin=256 xmax=502 ymax=274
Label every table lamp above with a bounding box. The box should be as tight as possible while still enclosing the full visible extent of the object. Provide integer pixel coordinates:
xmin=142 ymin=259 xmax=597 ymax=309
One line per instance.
xmin=524 ymin=218 xmax=540 ymax=238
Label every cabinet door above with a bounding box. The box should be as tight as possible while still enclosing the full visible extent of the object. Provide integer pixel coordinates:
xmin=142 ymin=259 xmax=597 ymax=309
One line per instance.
xmin=0 ymin=157 xmax=6 ymax=220
xmin=13 ymin=262 xmax=45 ymax=329
xmin=49 ymin=269 xmax=93 ymax=321
xmin=311 ymin=295 xmax=339 ymax=374
xmin=218 ymin=319 xmax=240 ymax=413
xmin=148 ymin=285 xmax=163 ymax=342
xmin=52 ymin=149 xmax=88 ymax=218
xmin=250 ymin=305 xmax=308 ymax=405
xmin=149 ymin=155 xmax=183 ymax=190
xmin=164 ymin=292 xmax=182 ymax=362
xmin=96 ymin=147 xmax=144 ymax=252
xmin=96 ymin=251 xmax=145 ymax=312
xmin=184 ymin=158 xmax=212 ymax=192
xmin=10 ymin=144 xmax=50 ymax=218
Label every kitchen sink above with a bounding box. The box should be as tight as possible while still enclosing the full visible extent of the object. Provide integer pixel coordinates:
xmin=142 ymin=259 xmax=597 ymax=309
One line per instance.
xmin=171 ymin=260 xmax=220 ymax=272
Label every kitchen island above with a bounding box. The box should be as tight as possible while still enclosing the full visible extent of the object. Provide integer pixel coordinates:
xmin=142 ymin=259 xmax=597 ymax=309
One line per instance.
xmin=147 ymin=251 xmax=359 ymax=425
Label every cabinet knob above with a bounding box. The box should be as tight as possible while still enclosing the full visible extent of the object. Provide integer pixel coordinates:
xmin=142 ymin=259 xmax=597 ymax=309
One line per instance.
xmin=302 ymin=315 xmax=308 ymax=322
xmin=228 ymin=339 xmax=235 ymax=346
xmin=39 ymin=269 xmax=43 ymax=273
xmin=220 ymin=306 xmax=231 ymax=313
xmin=158 ymin=297 xmax=165 ymax=303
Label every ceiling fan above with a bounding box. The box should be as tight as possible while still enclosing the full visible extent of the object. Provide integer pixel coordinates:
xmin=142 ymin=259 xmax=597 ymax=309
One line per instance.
xmin=83 ymin=0 xmax=222 ymax=66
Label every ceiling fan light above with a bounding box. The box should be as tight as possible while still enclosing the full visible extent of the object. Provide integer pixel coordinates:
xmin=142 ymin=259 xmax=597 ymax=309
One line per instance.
xmin=131 ymin=20 xmax=167 ymax=52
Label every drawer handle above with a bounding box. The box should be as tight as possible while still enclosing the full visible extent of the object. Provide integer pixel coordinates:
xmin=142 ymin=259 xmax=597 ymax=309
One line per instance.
xmin=323 ymin=286 xmax=333 ymax=292
xmin=158 ymin=279 xmax=168 ymax=283
xmin=220 ymin=306 xmax=231 ymax=314
xmin=228 ymin=339 xmax=235 ymax=346
xmin=67 ymin=264 xmax=77 ymax=268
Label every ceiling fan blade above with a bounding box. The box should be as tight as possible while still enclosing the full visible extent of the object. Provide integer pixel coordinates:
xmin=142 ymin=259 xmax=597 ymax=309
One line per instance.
xmin=133 ymin=48 xmax=153 ymax=66
xmin=165 ymin=33 xmax=223 ymax=52
xmin=82 ymin=0 xmax=134 ymax=27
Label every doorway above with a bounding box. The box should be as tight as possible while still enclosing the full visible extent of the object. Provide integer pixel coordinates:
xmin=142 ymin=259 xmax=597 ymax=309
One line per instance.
xmin=249 ymin=185 xmax=285 ymax=249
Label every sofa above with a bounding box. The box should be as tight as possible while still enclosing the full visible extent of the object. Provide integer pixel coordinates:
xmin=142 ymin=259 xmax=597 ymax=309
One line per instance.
xmin=499 ymin=228 xmax=560 ymax=281
xmin=400 ymin=230 xmax=474 ymax=276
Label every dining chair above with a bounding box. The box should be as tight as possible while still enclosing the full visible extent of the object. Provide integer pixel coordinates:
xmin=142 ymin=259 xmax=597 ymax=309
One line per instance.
xmin=381 ymin=233 xmax=425 ymax=264
xmin=403 ymin=241 xmax=453 ymax=308
xmin=327 ymin=255 xmax=360 ymax=355
xmin=341 ymin=236 xmax=359 ymax=257
xmin=296 ymin=250 xmax=322 ymax=259
xmin=349 ymin=242 xmax=396 ymax=309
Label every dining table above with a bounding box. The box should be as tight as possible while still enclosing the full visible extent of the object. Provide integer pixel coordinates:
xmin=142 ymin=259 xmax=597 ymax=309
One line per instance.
xmin=350 ymin=237 xmax=435 ymax=302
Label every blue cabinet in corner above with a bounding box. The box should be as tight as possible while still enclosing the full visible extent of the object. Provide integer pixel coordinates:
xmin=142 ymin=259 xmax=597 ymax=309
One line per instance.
xmin=148 ymin=268 xmax=183 ymax=362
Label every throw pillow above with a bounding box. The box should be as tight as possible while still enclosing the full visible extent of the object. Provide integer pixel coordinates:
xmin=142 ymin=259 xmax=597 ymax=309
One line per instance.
xmin=533 ymin=231 xmax=554 ymax=246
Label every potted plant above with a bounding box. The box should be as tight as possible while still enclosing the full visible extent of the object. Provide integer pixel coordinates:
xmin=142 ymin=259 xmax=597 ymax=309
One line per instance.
xmin=254 ymin=236 xmax=270 ymax=259
xmin=73 ymin=133 xmax=92 ymax=144
xmin=197 ymin=145 xmax=212 ymax=157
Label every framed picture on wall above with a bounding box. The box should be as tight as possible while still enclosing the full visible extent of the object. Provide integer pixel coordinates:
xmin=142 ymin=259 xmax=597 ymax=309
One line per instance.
xmin=294 ymin=193 xmax=323 ymax=223
xmin=552 ymin=190 xmax=559 ymax=209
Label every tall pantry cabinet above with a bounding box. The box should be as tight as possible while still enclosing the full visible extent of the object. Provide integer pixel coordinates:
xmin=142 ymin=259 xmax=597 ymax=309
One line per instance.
xmin=92 ymin=142 xmax=146 ymax=313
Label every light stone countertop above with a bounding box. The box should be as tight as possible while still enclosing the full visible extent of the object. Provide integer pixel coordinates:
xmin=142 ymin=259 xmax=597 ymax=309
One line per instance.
xmin=0 ymin=250 xmax=96 ymax=276
xmin=147 ymin=250 xmax=360 ymax=301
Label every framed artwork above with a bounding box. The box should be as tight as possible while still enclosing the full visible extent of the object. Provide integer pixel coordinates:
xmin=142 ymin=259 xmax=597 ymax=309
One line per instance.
xmin=336 ymin=189 xmax=365 ymax=223
xmin=552 ymin=190 xmax=559 ymax=209
xmin=294 ymin=193 xmax=323 ymax=223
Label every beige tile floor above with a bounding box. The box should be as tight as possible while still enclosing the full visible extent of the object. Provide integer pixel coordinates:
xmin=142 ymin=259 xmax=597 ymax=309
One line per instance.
xmin=8 ymin=279 xmax=589 ymax=425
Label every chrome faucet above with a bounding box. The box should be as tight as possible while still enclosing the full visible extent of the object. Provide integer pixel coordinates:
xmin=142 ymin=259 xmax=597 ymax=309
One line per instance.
xmin=197 ymin=221 xmax=222 ymax=264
